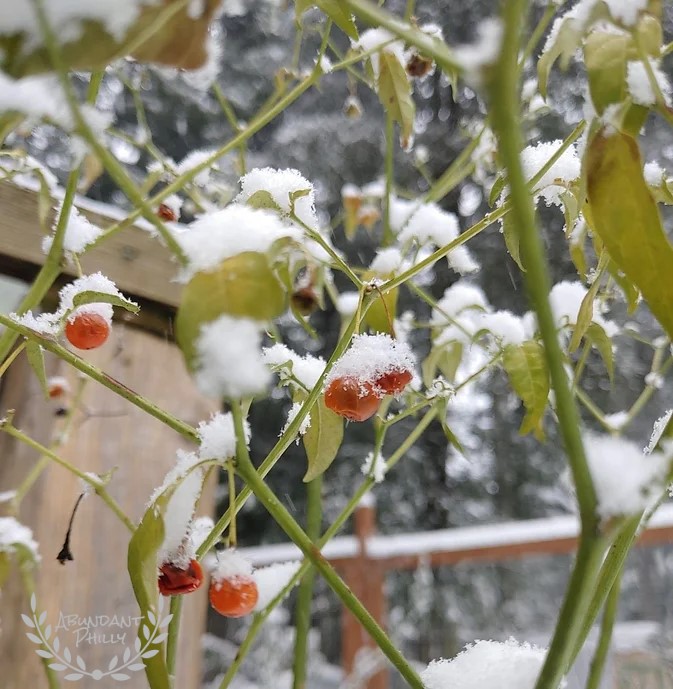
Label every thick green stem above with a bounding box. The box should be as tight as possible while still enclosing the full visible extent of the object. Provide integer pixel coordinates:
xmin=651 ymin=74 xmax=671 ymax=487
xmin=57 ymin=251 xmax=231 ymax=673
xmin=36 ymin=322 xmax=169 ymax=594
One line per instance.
xmin=0 ymin=315 xmax=198 ymax=442
xmin=487 ymin=0 xmax=597 ymax=522
xmin=218 ymin=409 xmax=436 ymax=689
xmin=165 ymin=596 xmax=183 ymax=683
xmin=292 ymin=477 xmax=323 ymax=689
xmin=568 ymin=515 xmax=640 ymax=665
xmin=535 ymin=535 xmax=608 ymax=689
xmin=230 ymin=404 xmax=422 ymax=689
xmin=585 ymin=572 xmax=622 ymax=689
xmin=487 ymin=2 xmax=606 ymax=687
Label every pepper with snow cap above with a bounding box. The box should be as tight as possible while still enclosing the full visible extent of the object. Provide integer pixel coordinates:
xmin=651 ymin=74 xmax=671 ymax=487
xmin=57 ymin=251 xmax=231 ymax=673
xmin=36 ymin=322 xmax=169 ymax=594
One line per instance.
xmin=208 ymin=548 xmax=259 ymax=618
xmin=324 ymin=333 xmax=415 ymax=422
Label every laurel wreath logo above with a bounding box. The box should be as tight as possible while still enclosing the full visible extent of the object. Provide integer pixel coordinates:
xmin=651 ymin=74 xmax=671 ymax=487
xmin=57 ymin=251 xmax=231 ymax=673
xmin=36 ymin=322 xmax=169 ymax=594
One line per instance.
xmin=22 ymin=594 xmax=173 ymax=682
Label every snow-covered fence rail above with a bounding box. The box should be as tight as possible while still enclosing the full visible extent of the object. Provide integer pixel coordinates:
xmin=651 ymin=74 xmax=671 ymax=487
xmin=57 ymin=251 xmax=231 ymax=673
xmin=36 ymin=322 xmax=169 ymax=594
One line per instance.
xmin=240 ymin=501 xmax=673 ymax=689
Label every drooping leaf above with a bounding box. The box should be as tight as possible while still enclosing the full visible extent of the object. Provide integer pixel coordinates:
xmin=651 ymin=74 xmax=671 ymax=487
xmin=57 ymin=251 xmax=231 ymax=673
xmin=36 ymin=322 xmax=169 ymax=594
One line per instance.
xmin=25 ymin=341 xmax=49 ymax=399
xmin=568 ymin=252 xmax=607 ymax=352
xmin=585 ymin=322 xmax=614 ymax=382
xmin=502 ymin=341 xmax=550 ymax=440
xmin=587 ymin=130 xmax=673 ymax=340
xmin=175 ymin=252 xmax=286 ymax=366
xmin=502 ymin=213 xmax=524 ymax=271
xmin=377 ymin=50 xmax=415 ymax=150
xmin=538 ymin=17 xmax=584 ymax=99
xmin=301 ymin=394 xmax=344 ymax=482
xmin=71 ymin=291 xmax=140 ymax=314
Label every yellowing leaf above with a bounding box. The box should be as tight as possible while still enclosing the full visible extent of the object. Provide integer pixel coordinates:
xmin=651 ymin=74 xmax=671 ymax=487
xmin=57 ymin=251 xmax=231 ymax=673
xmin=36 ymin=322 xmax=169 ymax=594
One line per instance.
xmin=585 ymin=322 xmax=614 ymax=382
xmin=377 ymin=50 xmax=415 ymax=150
xmin=587 ymin=130 xmax=673 ymax=340
xmin=302 ymin=395 xmax=344 ymax=482
xmin=175 ymin=252 xmax=286 ymax=366
xmin=1 ymin=0 xmax=222 ymax=77
xmin=502 ymin=341 xmax=550 ymax=440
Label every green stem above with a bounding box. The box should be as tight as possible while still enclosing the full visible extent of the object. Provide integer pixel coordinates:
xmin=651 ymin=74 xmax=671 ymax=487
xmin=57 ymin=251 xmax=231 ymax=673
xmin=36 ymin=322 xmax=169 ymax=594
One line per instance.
xmin=12 ymin=376 xmax=88 ymax=511
xmin=292 ymin=476 xmax=323 ymax=689
xmin=0 ymin=341 xmax=26 ymax=378
xmin=487 ymin=0 xmax=597 ymax=523
xmin=217 ymin=409 xmax=436 ymax=689
xmin=91 ymin=72 xmax=321 ymax=248
xmin=534 ymin=535 xmax=608 ymax=689
xmin=165 ymin=596 xmax=183 ymax=683
xmin=568 ymin=515 xmax=640 ymax=665
xmin=0 ymin=315 xmax=198 ymax=443
xmin=1 ymin=421 xmax=134 ymax=532
xmin=227 ymin=460 xmax=237 ymax=547
xmin=32 ymin=0 xmax=189 ymax=266
xmin=197 ymin=299 xmax=374 ymax=558
xmin=342 ymin=0 xmax=460 ymax=74
xmin=585 ymin=572 xmax=622 ymax=689
xmin=383 ymin=113 xmax=395 ymax=246
xmin=230 ymin=404 xmax=423 ymax=689
xmin=0 ymin=77 xmax=102 ymax=364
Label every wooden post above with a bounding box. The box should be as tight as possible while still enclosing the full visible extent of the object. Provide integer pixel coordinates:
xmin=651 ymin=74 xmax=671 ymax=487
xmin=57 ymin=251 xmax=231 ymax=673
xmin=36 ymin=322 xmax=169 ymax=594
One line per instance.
xmin=341 ymin=499 xmax=388 ymax=689
xmin=0 ymin=329 xmax=217 ymax=689
xmin=0 ymin=183 xmax=218 ymax=689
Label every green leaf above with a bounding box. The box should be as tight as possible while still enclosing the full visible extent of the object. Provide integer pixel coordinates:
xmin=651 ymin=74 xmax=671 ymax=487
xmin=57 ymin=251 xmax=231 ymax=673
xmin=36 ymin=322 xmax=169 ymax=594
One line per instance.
xmin=362 ymin=270 xmax=397 ymax=335
xmin=502 ymin=213 xmax=524 ymax=271
xmin=488 ymin=175 xmax=506 ymax=208
xmin=502 ymin=341 xmax=550 ymax=440
xmin=587 ymin=130 xmax=673 ymax=340
xmin=584 ymin=31 xmax=629 ymax=115
xmin=0 ymin=552 xmax=9 ymax=588
xmin=295 ymin=0 xmax=358 ymax=39
xmin=175 ymin=252 xmax=286 ymax=366
xmin=127 ymin=495 xmax=171 ymax=689
xmin=72 ymin=291 xmax=140 ymax=314
xmin=585 ymin=322 xmax=614 ymax=382
xmin=25 ymin=341 xmax=49 ymax=399
xmin=568 ymin=252 xmax=608 ymax=352
xmin=301 ymin=395 xmax=344 ymax=482
xmin=246 ymin=190 xmax=282 ymax=212
xmin=37 ymin=173 xmax=52 ymax=231
xmin=377 ymin=50 xmax=415 ymax=150
xmin=435 ymin=398 xmax=465 ymax=455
